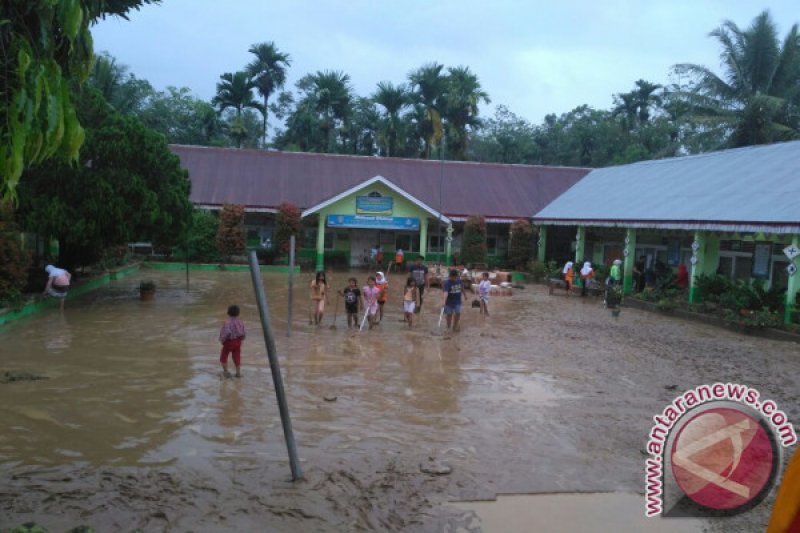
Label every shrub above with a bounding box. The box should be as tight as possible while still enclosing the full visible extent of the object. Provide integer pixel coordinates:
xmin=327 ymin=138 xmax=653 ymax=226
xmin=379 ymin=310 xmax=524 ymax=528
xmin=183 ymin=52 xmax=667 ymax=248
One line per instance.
xmin=139 ymin=280 xmax=156 ymax=291
xmin=695 ymin=274 xmax=732 ymax=302
xmin=508 ymin=220 xmax=535 ymax=270
xmin=275 ymin=202 xmax=302 ymax=255
xmin=460 ymin=216 xmax=487 ymax=266
xmin=527 ymin=260 xmax=547 ymax=282
xmin=182 ymin=209 xmax=220 ymax=262
xmin=216 ymin=204 xmax=246 ymax=261
xmin=0 ymin=206 xmax=31 ymax=306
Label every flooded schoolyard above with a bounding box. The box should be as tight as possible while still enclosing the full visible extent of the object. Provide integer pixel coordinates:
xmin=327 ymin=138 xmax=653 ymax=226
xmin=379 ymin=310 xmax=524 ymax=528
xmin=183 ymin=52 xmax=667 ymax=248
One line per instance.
xmin=1 ymin=269 xmax=798 ymax=531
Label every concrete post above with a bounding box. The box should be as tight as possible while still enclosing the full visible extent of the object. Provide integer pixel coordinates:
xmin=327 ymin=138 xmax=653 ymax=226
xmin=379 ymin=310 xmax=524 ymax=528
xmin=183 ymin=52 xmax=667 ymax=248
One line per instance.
xmin=703 ymin=234 xmax=720 ymax=276
xmin=689 ymin=230 xmax=706 ymax=304
xmin=537 ymin=226 xmax=548 ymax=263
xmin=574 ymin=226 xmax=585 ymax=264
xmin=623 ymin=228 xmax=637 ymax=295
xmin=445 ymin=224 xmax=453 ymax=266
xmin=785 ymin=234 xmax=799 ymax=325
xmin=419 ymin=218 xmax=428 ymax=258
xmin=315 ymin=215 xmax=325 ymax=272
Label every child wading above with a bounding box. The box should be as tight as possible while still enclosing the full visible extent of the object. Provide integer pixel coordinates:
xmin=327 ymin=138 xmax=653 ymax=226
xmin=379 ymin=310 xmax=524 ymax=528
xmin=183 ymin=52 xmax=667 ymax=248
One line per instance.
xmin=562 ymin=261 xmax=574 ymax=296
xmin=362 ymin=276 xmax=381 ymax=329
xmin=403 ymin=277 xmax=419 ymax=328
xmin=219 ymin=305 xmax=246 ymax=378
xmin=478 ymin=272 xmax=492 ymax=315
xmin=310 ymin=271 xmax=329 ymax=325
xmin=340 ymin=277 xmax=362 ymax=328
xmin=441 ymin=269 xmax=466 ymax=332
xmin=375 ymin=271 xmax=388 ymax=322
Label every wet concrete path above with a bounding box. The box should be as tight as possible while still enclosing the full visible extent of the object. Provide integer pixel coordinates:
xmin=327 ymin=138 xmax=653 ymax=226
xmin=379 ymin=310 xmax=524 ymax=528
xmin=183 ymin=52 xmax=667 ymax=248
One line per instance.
xmin=1 ymin=270 xmax=798 ymax=531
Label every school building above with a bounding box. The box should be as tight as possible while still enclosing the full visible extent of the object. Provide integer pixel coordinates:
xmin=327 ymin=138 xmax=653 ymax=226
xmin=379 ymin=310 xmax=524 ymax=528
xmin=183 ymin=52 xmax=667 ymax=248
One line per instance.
xmin=532 ymin=140 xmax=800 ymax=324
xmin=170 ymin=145 xmax=590 ymax=271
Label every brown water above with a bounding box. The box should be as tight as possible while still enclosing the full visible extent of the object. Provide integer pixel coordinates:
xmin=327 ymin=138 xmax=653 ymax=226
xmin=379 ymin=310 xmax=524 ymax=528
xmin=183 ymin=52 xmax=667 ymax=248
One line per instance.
xmin=1 ymin=269 xmax=798 ymax=531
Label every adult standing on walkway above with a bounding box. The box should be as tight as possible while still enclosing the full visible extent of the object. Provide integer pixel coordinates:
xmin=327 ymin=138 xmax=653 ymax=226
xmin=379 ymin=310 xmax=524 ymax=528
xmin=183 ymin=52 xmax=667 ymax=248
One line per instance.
xmin=43 ymin=264 xmax=71 ymax=311
xmin=579 ymin=261 xmax=594 ymax=297
xmin=408 ymin=256 xmax=429 ymax=312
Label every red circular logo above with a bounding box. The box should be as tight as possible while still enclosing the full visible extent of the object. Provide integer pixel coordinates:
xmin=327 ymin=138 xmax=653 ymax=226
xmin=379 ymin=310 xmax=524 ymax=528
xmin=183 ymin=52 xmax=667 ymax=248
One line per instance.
xmin=671 ymin=407 xmax=775 ymax=510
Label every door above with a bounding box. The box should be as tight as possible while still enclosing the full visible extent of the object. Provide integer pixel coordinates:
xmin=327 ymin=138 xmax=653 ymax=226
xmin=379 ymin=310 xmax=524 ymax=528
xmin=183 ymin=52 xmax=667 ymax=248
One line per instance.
xmin=350 ymin=230 xmax=378 ymax=267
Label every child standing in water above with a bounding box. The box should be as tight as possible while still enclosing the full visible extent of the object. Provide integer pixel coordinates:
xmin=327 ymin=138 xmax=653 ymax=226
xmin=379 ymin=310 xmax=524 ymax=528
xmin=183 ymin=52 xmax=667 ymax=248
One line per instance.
xmin=403 ymin=277 xmax=419 ymax=328
xmin=219 ymin=305 xmax=246 ymax=378
xmin=375 ymin=271 xmax=388 ymax=322
xmin=441 ymin=269 xmax=466 ymax=332
xmin=310 ymin=271 xmax=329 ymax=325
xmin=361 ymin=276 xmax=381 ymax=329
xmin=340 ymin=277 xmax=362 ymax=328
xmin=478 ymin=271 xmax=492 ymax=315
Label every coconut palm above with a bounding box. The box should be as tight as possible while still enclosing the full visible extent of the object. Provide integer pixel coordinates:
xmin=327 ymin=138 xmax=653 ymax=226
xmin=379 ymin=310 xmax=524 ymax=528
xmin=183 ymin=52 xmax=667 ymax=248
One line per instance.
xmin=245 ymin=42 xmax=292 ymax=147
xmin=442 ymin=66 xmax=490 ymax=160
xmin=408 ymin=63 xmax=448 ymax=158
xmin=211 ymin=72 xmax=264 ymax=148
xmin=372 ymin=81 xmax=410 ymax=156
xmin=673 ymin=10 xmax=800 ymax=147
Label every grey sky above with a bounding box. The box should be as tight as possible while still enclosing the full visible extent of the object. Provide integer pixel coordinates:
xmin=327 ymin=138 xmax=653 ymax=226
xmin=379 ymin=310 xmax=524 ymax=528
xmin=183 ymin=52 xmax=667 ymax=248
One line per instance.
xmin=93 ymin=1 xmax=798 ymax=125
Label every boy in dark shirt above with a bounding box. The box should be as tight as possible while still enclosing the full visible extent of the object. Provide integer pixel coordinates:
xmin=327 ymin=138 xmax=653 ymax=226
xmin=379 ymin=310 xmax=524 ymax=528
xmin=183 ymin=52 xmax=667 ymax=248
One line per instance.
xmin=441 ymin=269 xmax=466 ymax=332
xmin=340 ymin=277 xmax=363 ymax=328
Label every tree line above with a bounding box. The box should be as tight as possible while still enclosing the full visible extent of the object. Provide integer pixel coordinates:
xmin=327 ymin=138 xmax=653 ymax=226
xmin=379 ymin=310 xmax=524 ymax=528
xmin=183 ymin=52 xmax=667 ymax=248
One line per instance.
xmin=85 ymin=9 xmax=800 ymax=169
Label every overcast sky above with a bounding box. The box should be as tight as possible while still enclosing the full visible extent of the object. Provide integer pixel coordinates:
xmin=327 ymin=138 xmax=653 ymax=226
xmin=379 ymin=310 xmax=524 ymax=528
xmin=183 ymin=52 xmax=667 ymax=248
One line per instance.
xmin=93 ymin=0 xmax=798 ymax=125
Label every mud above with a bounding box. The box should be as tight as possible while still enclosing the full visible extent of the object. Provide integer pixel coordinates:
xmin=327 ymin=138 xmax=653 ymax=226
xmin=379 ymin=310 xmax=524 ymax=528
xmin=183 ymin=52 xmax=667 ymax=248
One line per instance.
xmin=1 ymin=270 xmax=798 ymax=531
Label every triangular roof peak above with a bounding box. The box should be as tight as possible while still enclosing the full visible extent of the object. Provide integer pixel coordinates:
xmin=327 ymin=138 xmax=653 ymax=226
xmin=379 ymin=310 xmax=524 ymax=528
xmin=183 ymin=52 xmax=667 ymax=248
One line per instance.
xmin=301 ymin=175 xmax=452 ymax=223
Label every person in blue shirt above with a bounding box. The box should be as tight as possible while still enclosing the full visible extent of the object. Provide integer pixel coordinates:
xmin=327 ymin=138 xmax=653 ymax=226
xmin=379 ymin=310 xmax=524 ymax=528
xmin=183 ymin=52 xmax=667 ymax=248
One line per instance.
xmin=441 ymin=269 xmax=466 ymax=332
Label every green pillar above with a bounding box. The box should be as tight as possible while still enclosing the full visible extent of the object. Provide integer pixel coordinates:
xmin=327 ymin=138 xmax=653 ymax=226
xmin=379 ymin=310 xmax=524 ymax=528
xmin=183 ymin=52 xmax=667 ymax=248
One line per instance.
xmin=537 ymin=226 xmax=547 ymax=262
xmin=419 ymin=218 xmax=428 ymax=258
xmin=785 ymin=235 xmax=799 ymax=324
xmin=623 ymin=228 xmax=637 ymax=295
xmin=445 ymin=224 xmax=453 ymax=266
xmin=315 ymin=214 xmax=325 ymax=272
xmin=688 ymin=231 xmax=706 ymax=304
xmin=574 ymin=226 xmax=585 ymax=264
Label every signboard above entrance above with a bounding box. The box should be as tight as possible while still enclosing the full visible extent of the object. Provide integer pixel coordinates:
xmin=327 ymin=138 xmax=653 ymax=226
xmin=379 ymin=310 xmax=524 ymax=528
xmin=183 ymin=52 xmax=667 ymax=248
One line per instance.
xmin=356 ymin=195 xmax=393 ymax=215
xmin=327 ymin=214 xmax=419 ymax=230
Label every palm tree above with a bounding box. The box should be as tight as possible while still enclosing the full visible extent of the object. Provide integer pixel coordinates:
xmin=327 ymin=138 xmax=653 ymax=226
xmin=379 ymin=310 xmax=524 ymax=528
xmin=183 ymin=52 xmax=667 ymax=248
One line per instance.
xmin=372 ymin=81 xmax=410 ymax=156
xmin=88 ymin=52 xmax=153 ymax=114
xmin=245 ymin=42 xmax=291 ymax=147
xmin=613 ymin=79 xmax=663 ymax=131
xmin=442 ymin=66 xmax=490 ymax=160
xmin=408 ymin=63 xmax=448 ymax=158
xmin=300 ymin=70 xmax=353 ymax=152
xmin=211 ymin=72 xmax=264 ymax=148
xmin=673 ymin=10 xmax=800 ymax=147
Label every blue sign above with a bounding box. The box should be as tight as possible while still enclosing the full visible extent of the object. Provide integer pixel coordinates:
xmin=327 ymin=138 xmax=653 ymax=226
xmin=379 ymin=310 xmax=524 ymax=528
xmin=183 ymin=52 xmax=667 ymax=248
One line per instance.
xmin=356 ymin=196 xmax=393 ymax=215
xmin=327 ymin=214 xmax=419 ymax=230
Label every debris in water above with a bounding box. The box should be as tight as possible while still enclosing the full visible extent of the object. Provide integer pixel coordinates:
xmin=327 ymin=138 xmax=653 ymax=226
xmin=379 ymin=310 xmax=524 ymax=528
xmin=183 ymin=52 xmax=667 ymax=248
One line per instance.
xmin=1 ymin=371 xmax=48 ymax=384
xmin=324 ymin=395 xmax=338 ymax=402
xmin=664 ymin=384 xmax=678 ymax=390
xmin=420 ymin=458 xmax=452 ymax=475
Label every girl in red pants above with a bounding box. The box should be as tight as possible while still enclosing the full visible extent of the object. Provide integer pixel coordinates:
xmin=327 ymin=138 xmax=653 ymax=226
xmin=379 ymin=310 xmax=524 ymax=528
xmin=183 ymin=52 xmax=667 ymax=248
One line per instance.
xmin=219 ymin=305 xmax=246 ymax=378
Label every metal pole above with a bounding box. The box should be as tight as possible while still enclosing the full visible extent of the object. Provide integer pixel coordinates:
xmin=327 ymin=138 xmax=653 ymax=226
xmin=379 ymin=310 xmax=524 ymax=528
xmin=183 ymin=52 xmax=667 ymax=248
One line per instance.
xmin=247 ymin=250 xmax=303 ymax=480
xmin=287 ymin=235 xmax=295 ymax=337
xmin=438 ymin=133 xmax=444 ymax=265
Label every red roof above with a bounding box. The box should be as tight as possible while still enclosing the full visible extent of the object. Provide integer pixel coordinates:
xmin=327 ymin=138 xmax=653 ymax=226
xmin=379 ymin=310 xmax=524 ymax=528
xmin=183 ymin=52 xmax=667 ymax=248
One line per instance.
xmin=170 ymin=145 xmax=590 ymax=220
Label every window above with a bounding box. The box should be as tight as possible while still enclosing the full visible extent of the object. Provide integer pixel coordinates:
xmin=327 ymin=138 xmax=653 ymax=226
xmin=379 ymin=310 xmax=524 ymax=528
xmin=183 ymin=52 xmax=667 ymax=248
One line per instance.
xmin=302 ymin=228 xmax=316 ymax=249
xmin=428 ymin=235 xmax=444 ymax=253
xmin=395 ymin=233 xmax=418 ymax=253
xmin=487 ymin=236 xmax=497 ymax=256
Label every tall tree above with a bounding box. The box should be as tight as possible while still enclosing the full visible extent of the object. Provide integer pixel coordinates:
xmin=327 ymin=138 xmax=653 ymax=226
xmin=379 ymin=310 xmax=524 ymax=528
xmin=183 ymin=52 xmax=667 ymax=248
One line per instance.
xmin=245 ymin=42 xmax=291 ymax=147
xmin=298 ymin=70 xmax=353 ymax=152
xmin=442 ymin=66 xmax=490 ymax=160
xmin=408 ymin=63 xmax=448 ymax=158
xmin=1 ymin=0 xmax=160 ymax=202
xmin=211 ymin=72 xmax=264 ymax=148
xmin=372 ymin=82 xmax=410 ymax=157
xmin=88 ymin=52 xmax=153 ymax=114
xmin=673 ymin=10 xmax=800 ymax=147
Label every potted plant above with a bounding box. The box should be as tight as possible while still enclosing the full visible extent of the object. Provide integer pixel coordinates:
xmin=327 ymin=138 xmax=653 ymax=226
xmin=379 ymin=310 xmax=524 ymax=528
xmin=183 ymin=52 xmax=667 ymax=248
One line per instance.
xmin=139 ymin=280 xmax=156 ymax=301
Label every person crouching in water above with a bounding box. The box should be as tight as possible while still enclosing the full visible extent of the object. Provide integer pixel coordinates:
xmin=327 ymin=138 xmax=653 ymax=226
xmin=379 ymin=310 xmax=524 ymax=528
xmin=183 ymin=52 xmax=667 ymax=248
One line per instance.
xmin=340 ymin=277 xmax=362 ymax=328
xmin=478 ymin=272 xmax=492 ymax=315
xmin=43 ymin=264 xmax=71 ymax=311
xmin=219 ymin=305 xmax=246 ymax=378
xmin=441 ymin=269 xmax=466 ymax=332
xmin=403 ymin=277 xmax=419 ymax=328
xmin=310 ymin=271 xmax=329 ymax=326
xmin=361 ymin=276 xmax=381 ymax=329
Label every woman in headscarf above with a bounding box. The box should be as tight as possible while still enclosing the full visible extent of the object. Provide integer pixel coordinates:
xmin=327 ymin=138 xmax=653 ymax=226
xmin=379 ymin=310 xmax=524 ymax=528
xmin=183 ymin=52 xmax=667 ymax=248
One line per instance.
xmin=579 ymin=261 xmax=594 ymax=297
xmin=375 ymin=271 xmax=388 ymax=322
xmin=562 ymin=261 xmax=574 ymax=296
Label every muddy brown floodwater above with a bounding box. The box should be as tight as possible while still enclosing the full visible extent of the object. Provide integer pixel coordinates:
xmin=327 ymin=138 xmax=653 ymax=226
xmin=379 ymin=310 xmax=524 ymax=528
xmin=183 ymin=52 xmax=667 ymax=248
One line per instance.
xmin=1 ymin=270 xmax=798 ymax=532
